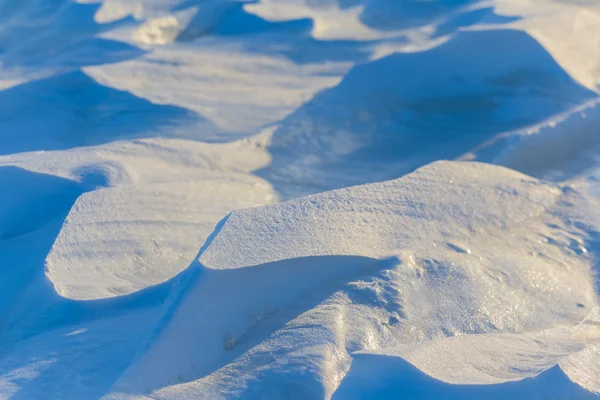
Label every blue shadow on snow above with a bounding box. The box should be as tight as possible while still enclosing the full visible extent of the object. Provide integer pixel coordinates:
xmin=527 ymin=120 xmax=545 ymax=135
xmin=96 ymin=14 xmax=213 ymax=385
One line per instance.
xmin=257 ymin=29 xmax=599 ymax=198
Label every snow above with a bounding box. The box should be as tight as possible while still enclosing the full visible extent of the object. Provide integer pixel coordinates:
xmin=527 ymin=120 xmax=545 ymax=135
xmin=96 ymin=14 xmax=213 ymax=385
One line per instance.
xmin=103 ymin=161 xmax=599 ymax=399
xmin=0 ymin=0 xmax=600 ymax=399
xmin=46 ymin=173 xmax=276 ymax=300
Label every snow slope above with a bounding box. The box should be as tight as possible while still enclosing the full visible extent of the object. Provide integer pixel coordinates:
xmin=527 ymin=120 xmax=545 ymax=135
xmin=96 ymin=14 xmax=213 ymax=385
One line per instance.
xmin=0 ymin=0 xmax=600 ymax=398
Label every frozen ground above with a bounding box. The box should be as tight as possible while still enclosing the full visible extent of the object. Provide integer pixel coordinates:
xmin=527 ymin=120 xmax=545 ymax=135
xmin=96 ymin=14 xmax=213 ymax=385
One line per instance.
xmin=0 ymin=0 xmax=599 ymax=399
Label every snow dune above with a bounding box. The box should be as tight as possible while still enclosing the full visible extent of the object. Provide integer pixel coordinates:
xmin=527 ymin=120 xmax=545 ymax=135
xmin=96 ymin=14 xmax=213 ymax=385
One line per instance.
xmin=0 ymin=0 xmax=599 ymax=399
xmin=105 ymin=161 xmax=600 ymax=399
xmin=259 ymin=28 xmax=597 ymax=196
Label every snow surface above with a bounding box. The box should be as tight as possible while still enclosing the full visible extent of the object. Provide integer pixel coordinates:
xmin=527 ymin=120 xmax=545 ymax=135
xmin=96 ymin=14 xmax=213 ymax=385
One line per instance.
xmin=1 ymin=0 xmax=600 ymax=399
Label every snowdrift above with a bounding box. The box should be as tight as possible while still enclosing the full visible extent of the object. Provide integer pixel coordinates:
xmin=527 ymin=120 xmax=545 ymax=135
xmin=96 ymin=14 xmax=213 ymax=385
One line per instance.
xmin=107 ymin=161 xmax=600 ymax=399
xmin=1 ymin=0 xmax=600 ymax=398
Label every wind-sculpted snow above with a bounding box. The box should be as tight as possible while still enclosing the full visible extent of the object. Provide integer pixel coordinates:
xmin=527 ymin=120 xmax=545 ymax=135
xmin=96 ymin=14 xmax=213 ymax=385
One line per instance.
xmin=1 ymin=0 xmax=600 ymax=398
xmin=106 ymin=162 xmax=600 ymax=399
xmin=47 ymin=176 xmax=276 ymax=300
xmin=0 ymin=71 xmax=210 ymax=155
xmin=258 ymin=28 xmax=597 ymax=196
xmin=0 ymin=0 xmax=141 ymax=84
xmin=487 ymin=98 xmax=600 ymax=181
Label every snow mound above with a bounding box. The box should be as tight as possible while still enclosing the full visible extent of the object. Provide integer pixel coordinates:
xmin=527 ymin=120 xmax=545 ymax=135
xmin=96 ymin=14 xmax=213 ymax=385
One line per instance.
xmin=107 ymin=161 xmax=600 ymax=399
xmin=258 ymin=28 xmax=597 ymax=196
xmin=131 ymin=1 xmax=244 ymax=44
xmin=46 ymin=176 xmax=276 ymax=300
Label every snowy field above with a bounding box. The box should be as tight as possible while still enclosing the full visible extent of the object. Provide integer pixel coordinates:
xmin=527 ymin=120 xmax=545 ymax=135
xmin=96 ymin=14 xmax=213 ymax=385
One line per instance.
xmin=1 ymin=0 xmax=600 ymax=398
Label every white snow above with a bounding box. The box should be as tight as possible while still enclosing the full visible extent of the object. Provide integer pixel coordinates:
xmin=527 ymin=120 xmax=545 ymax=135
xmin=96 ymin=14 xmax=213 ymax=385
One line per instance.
xmin=0 ymin=0 xmax=600 ymax=399
xmin=46 ymin=173 xmax=276 ymax=300
xmin=106 ymin=161 xmax=600 ymax=399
